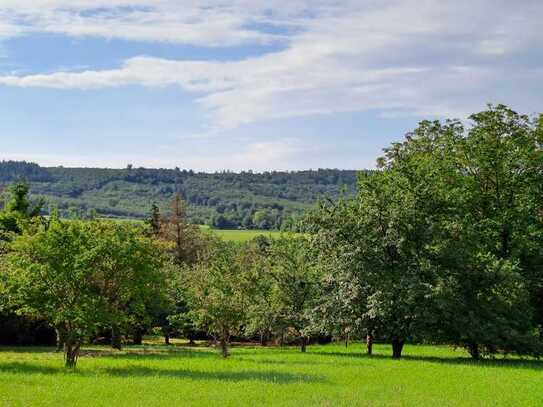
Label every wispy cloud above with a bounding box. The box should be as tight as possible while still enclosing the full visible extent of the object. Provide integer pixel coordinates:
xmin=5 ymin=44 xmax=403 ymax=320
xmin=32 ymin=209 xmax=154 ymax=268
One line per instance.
xmin=0 ymin=1 xmax=313 ymax=45
xmin=0 ymin=0 xmax=541 ymax=129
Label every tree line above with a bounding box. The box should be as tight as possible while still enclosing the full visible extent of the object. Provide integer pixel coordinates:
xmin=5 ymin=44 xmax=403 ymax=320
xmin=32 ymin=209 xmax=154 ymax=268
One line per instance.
xmin=1 ymin=104 xmax=542 ymax=368
xmin=0 ymin=162 xmax=359 ymax=229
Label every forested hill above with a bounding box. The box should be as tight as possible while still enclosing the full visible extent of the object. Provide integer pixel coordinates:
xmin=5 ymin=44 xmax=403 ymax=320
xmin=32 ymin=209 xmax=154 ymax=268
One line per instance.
xmin=0 ymin=161 xmax=361 ymax=229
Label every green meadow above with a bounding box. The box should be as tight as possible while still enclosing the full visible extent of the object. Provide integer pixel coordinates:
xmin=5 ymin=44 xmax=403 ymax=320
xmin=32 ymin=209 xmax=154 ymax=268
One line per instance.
xmin=1 ymin=342 xmax=541 ymax=406
xmin=199 ymin=226 xmax=283 ymax=242
xmin=104 ymin=221 xmax=281 ymax=242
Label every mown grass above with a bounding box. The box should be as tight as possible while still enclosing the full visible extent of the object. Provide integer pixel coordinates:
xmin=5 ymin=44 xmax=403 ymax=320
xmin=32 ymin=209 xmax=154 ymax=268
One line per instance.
xmin=0 ymin=341 xmax=541 ymax=406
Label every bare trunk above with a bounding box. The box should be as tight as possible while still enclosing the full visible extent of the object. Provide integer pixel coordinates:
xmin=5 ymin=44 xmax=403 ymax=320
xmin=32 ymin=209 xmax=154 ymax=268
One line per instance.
xmin=55 ymin=327 xmax=66 ymax=353
xmin=345 ymin=333 xmax=350 ymax=348
xmin=164 ymin=334 xmax=170 ymax=345
xmin=300 ymin=336 xmax=307 ymax=353
xmin=391 ymin=338 xmax=404 ymax=359
xmin=260 ymin=330 xmax=269 ymax=346
xmin=64 ymin=339 xmax=81 ymax=369
xmin=111 ymin=326 xmax=122 ymax=350
xmin=132 ymin=330 xmax=143 ymax=346
xmin=467 ymin=343 xmax=480 ymax=360
xmin=219 ymin=336 xmax=229 ymax=358
xmin=366 ymin=333 xmax=374 ymax=356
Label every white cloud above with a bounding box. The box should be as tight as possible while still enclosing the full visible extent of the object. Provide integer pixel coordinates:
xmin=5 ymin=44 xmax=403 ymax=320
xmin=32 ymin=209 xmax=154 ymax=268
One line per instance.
xmin=0 ymin=0 xmax=542 ymax=129
xmin=0 ymin=0 xmax=319 ymax=45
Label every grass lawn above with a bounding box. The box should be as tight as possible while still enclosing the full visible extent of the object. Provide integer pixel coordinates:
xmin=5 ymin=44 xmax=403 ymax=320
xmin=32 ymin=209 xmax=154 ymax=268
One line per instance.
xmin=0 ymin=342 xmax=541 ymax=406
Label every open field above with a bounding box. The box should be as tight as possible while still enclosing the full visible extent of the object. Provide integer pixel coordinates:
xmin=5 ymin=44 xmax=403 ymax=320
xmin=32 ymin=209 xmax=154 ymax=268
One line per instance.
xmin=102 ymin=221 xmax=282 ymax=242
xmin=1 ymin=342 xmax=541 ymax=406
xmin=199 ymin=226 xmax=283 ymax=242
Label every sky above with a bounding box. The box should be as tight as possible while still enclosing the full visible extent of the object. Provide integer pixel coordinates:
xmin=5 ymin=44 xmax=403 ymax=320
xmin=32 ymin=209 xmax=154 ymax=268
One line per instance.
xmin=0 ymin=0 xmax=542 ymax=171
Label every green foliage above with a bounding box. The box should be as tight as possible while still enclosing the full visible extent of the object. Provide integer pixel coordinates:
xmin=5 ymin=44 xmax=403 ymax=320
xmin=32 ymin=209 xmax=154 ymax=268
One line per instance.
xmin=145 ymin=202 xmax=161 ymax=236
xmin=0 ymin=163 xmax=359 ymax=229
xmin=430 ymin=254 xmax=538 ymax=357
xmin=185 ymin=240 xmax=250 ymax=357
xmin=309 ymin=169 xmax=435 ymax=357
xmin=5 ymin=217 xmax=110 ymax=367
xmin=3 ymin=217 xmax=165 ymax=367
xmin=238 ymin=235 xmax=320 ymax=351
xmin=0 ymin=180 xmax=44 ymax=236
xmin=83 ymin=220 xmax=166 ymax=349
xmin=0 ymin=161 xmax=53 ymax=182
xmin=266 ymin=236 xmax=320 ymax=351
xmin=307 ymin=104 xmax=543 ymax=359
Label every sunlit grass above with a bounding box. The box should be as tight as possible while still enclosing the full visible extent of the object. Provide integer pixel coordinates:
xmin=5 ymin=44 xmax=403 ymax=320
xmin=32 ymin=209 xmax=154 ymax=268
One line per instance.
xmin=1 ymin=341 xmax=541 ymax=406
xmin=199 ymin=226 xmax=283 ymax=242
xmin=99 ymin=221 xmax=282 ymax=242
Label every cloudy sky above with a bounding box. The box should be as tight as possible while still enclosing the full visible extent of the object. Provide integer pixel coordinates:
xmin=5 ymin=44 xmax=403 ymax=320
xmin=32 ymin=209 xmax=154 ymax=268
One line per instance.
xmin=0 ymin=0 xmax=542 ymax=171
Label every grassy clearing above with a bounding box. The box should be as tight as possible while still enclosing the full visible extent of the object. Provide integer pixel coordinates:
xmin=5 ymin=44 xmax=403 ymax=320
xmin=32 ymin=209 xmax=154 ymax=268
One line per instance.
xmin=0 ymin=342 xmax=541 ymax=406
xmin=199 ymin=226 xmax=283 ymax=242
xmin=101 ymin=222 xmax=281 ymax=242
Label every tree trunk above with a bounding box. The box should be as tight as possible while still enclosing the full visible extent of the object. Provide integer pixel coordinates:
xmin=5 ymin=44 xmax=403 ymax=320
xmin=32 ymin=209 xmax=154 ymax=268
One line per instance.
xmin=64 ymin=339 xmax=81 ymax=369
xmin=55 ymin=327 xmax=66 ymax=353
xmin=467 ymin=343 xmax=480 ymax=360
xmin=260 ymin=331 xmax=269 ymax=346
xmin=391 ymin=338 xmax=404 ymax=359
xmin=300 ymin=336 xmax=307 ymax=353
xmin=164 ymin=333 xmax=170 ymax=345
xmin=111 ymin=326 xmax=122 ymax=350
xmin=366 ymin=333 xmax=374 ymax=356
xmin=219 ymin=336 xmax=229 ymax=358
xmin=132 ymin=330 xmax=143 ymax=346
xmin=345 ymin=333 xmax=350 ymax=348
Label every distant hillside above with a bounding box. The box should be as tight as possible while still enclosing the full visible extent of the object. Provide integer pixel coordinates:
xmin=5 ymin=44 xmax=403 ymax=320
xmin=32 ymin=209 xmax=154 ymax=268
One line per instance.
xmin=0 ymin=161 xmax=361 ymax=230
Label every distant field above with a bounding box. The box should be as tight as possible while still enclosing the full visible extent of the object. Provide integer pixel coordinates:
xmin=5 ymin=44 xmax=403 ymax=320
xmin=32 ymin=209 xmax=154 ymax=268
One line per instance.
xmin=199 ymin=226 xmax=283 ymax=242
xmin=0 ymin=342 xmax=541 ymax=406
xmin=100 ymin=220 xmax=282 ymax=242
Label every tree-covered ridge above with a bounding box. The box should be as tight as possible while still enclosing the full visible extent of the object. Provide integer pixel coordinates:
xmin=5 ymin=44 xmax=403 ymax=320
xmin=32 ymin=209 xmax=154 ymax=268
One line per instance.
xmin=0 ymin=164 xmax=360 ymax=229
xmin=0 ymin=161 xmax=53 ymax=182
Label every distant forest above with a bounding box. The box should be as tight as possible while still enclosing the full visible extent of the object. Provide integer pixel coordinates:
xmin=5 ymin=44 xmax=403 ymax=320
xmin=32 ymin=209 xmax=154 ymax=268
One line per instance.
xmin=0 ymin=161 xmax=360 ymax=230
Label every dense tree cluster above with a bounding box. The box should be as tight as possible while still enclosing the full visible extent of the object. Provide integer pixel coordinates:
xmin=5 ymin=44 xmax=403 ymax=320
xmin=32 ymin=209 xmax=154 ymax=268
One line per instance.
xmin=0 ymin=161 xmax=53 ymax=183
xmin=0 ymin=105 xmax=542 ymax=368
xmin=308 ymin=105 xmax=543 ymax=358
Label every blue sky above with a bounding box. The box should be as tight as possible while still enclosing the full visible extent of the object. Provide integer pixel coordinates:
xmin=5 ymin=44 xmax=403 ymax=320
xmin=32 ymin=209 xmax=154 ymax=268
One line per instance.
xmin=0 ymin=1 xmax=542 ymax=171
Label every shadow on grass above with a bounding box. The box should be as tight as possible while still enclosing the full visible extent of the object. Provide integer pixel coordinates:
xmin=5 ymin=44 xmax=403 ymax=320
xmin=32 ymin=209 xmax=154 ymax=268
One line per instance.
xmin=0 ymin=347 xmax=219 ymax=362
xmin=0 ymin=362 xmax=61 ymax=375
xmin=104 ymin=366 xmax=324 ymax=383
xmin=80 ymin=347 xmax=218 ymax=361
xmin=0 ymin=361 xmax=324 ymax=384
xmin=235 ymin=355 xmax=360 ymax=368
xmin=0 ymin=347 xmax=57 ymax=354
xmin=310 ymin=351 xmax=543 ymax=371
